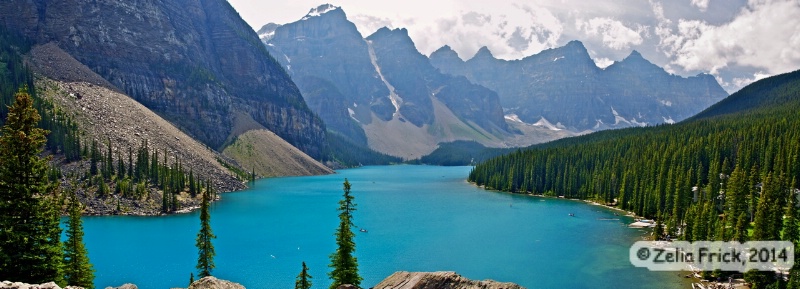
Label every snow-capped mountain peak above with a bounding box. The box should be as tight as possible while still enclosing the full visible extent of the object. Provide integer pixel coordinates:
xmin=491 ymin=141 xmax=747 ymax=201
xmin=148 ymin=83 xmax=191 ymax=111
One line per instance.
xmin=301 ymin=4 xmax=340 ymax=20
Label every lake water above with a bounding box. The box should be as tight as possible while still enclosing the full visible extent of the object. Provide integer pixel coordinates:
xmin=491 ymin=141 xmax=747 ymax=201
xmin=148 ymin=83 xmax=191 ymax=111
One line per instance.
xmin=77 ymin=165 xmax=687 ymax=289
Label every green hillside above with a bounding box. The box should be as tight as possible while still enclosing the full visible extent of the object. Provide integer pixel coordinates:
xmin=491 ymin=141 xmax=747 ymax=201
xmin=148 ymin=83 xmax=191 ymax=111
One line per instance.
xmin=469 ymin=69 xmax=800 ymax=285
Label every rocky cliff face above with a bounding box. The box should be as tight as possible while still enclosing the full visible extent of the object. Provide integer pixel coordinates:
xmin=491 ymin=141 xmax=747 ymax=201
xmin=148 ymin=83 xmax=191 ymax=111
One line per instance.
xmin=263 ymin=6 xmax=509 ymax=155
xmin=263 ymin=5 xmax=386 ymax=145
xmin=430 ymin=41 xmax=728 ymax=131
xmin=0 ymin=0 xmax=327 ymax=158
xmin=365 ymin=27 xmax=508 ymax=133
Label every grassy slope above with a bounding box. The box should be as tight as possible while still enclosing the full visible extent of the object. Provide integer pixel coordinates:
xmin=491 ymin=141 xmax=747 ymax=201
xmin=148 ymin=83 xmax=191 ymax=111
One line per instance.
xmin=221 ymin=112 xmax=332 ymax=177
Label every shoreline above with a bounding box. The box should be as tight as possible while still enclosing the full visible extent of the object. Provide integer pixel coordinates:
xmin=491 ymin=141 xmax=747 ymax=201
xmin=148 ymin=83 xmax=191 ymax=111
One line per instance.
xmin=469 ymin=181 xmax=704 ymax=289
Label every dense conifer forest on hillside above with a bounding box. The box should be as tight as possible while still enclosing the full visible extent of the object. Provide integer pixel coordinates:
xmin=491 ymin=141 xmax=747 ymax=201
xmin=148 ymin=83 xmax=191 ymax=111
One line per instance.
xmin=470 ymin=69 xmax=800 ymax=233
xmin=469 ymin=70 xmax=800 ymax=287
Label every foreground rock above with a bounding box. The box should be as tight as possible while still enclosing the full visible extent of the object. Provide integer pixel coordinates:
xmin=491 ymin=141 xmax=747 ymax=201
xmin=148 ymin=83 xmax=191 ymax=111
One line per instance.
xmin=188 ymin=277 xmax=245 ymax=289
xmin=374 ymin=271 xmax=525 ymax=289
xmin=0 ymin=281 xmax=83 ymax=289
xmin=103 ymin=285 xmax=136 ymax=289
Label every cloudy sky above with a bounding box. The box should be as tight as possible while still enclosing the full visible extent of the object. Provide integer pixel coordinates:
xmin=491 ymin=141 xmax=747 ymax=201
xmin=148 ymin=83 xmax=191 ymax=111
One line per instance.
xmin=226 ymin=0 xmax=800 ymax=93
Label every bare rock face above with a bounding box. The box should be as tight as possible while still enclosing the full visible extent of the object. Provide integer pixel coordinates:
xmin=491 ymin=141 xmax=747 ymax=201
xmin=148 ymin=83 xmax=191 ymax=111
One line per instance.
xmin=374 ymin=272 xmax=525 ymax=289
xmin=0 ymin=0 xmax=327 ymax=158
xmin=430 ymin=41 xmax=728 ymax=131
xmin=188 ymin=276 xmax=245 ymax=289
xmin=265 ymin=7 xmax=509 ymax=149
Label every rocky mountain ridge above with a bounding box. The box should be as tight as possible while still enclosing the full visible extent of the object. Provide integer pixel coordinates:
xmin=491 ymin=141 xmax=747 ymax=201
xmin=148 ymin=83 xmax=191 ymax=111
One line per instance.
xmin=430 ymin=41 xmax=728 ymax=131
xmin=263 ymin=5 xmax=540 ymax=159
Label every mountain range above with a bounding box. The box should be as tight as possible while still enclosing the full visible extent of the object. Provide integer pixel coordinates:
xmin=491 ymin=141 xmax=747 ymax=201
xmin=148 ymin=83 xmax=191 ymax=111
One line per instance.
xmin=261 ymin=4 xmax=728 ymax=158
xmin=430 ymin=41 xmax=728 ymax=131
xmin=263 ymin=5 xmax=520 ymax=159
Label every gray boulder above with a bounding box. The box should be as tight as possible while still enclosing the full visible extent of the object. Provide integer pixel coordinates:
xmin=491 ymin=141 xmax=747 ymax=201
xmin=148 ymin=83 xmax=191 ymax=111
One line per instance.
xmin=374 ymin=271 xmax=525 ymax=289
xmin=188 ymin=277 xmax=245 ymax=289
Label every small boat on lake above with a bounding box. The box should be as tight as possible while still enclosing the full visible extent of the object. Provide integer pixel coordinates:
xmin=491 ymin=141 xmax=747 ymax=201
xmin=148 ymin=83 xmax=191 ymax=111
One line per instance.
xmin=359 ymin=228 xmax=368 ymax=233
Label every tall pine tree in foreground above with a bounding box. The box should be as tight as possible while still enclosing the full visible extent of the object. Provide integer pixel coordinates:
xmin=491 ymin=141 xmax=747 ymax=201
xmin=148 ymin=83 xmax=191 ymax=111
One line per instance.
xmin=295 ymin=261 xmax=312 ymax=289
xmin=328 ymin=179 xmax=361 ymax=289
xmin=0 ymin=89 xmax=63 ymax=283
xmin=196 ymin=187 xmax=216 ymax=277
xmin=63 ymin=186 xmax=95 ymax=288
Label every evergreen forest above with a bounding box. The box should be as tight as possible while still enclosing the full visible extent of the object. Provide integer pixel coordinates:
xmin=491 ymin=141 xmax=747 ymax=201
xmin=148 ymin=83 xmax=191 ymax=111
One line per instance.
xmin=469 ymin=70 xmax=800 ymax=287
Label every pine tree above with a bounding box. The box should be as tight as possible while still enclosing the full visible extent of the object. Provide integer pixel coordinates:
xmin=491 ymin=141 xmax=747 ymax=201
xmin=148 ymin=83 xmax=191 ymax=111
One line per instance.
xmin=0 ymin=89 xmax=63 ymax=283
xmin=189 ymin=272 xmax=194 ymax=287
xmin=117 ymin=150 xmax=125 ymax=179
xmin=328 ymin=179 xmax=361 ymax=289
xmin=188 ymin=169 xmax=196 ymax=197
xmin=89 ymin=140 xmax=99 ymax=176
xmin=196 ymin=188 xmax=216 ymax=278
xmin=105 ymin=139 xmax=113 ymax=178
xmin=63 ymin=187 xmax=95 ymax=288
xmin=295 ymin=261 xmax=312 ymax=289
xmin=126 ymin=146 xmax=133 ymax=178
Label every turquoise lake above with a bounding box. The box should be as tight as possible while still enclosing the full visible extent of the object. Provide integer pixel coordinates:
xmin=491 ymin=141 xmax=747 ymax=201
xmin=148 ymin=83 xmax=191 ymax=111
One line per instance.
xmin=78 ymin=165 xmax=687 ymax=289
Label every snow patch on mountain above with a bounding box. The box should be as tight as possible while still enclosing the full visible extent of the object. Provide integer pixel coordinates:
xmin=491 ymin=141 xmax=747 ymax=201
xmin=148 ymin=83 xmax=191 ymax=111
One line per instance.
xmin=630 ymin=118 xmax=648 ymax=127
xmin=533 ymin=117 xmax=563 ymax=131
xmin=366 ymin=40 xmax=402 ymax=117
xmin=504 ymin=113 xmax=524 ymax=123
xmin=593 ymin=119 xmax=605 ymax=130
xmin=663 ymin=116 xmax=675 ymax=124
xmin=611 ymin=106 xmax=631 ymax=126
xmin=659 ymin=99 xmax=673 ymax=107
xmin=301 ymin=4 xmax=339 ymax=21
xmin=347 ymin=108 xmax=359 ymax=123
xmin=260 ymin=31 xmax=275 ymax=42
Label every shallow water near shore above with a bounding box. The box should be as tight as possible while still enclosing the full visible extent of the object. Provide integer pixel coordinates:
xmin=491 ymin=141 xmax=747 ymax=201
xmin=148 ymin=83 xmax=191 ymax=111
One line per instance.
xmin=75 ymin=165 xmax=687 ymax=289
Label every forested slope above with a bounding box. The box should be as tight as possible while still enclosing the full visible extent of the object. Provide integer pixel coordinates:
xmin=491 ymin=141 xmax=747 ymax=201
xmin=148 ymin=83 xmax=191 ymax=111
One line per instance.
xmin=469 ymin=69 xmax=800 ymax=286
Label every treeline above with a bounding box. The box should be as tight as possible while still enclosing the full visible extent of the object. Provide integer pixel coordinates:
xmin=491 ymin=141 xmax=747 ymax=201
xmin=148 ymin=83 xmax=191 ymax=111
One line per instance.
xmin=0 ymin=27 xmax=82 ymax=161
xmin=83 ymin=138 xmax=216 ymax=213
xmin=469 ymin=70 xmax=800 ymax=288
xmin=416 ymin=140 xmax=514 ymax=166
xmin=325 ymin=132 xmax=402 ymax=167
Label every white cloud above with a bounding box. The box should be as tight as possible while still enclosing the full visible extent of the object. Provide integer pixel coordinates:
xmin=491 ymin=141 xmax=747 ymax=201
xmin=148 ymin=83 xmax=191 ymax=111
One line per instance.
xmin=576 ymin=17 xmax=645 ymax=50
xmin=364 ymin=1 xmax=565 ymax=60
xmin=656 ymin=0 xmax=800 ymax=81
xmin=732 ymin=71 xmax=770 ymax=88
xmin=228 ymin=0 xmax=795 ymax=93
xmin=594 ymin=57 xmax=615 ymax=68
xmin=350 ymin=14 xmax=394 ymax=38
xmin=691 ymin=0 xmax=711 ymax=11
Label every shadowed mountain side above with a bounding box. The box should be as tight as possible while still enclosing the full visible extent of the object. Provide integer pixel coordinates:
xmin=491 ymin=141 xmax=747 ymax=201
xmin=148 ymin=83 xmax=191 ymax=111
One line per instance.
xmin=29 ymin=43 xmax=330 ymax=192
xmin=0 ymin=0 xmax=327 ymax=158
xmin=430 ymin=42 xmax=728 ymax=131
xmin=263 ymin=6 xmax=514 ymax=159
